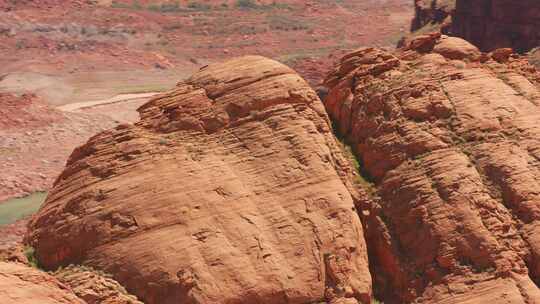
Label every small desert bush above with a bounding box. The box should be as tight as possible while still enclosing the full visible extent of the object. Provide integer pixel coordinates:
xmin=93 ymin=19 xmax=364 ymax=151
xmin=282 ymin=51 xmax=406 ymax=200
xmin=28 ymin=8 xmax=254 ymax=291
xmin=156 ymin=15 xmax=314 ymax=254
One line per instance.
xmin=235 ymin=0 xmax=259 ymax=9
xmin=235 ymin=0 xmax=291 ymax=10
xmin=24 ymin=246 xmax=39 ymax=268
xmin=187 ymin=1 xmax=211 ymax=11
xmin=268 ymin=14 xmax=310 ymax=31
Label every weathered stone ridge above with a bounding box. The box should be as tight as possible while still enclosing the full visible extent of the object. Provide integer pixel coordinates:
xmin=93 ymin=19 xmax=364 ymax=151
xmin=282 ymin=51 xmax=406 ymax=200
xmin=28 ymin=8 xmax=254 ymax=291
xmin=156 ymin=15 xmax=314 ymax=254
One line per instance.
xmin=26 ymin=56 xmax=372 ymax=304
xmin=324 ymin=34 xmax=540 ymax=303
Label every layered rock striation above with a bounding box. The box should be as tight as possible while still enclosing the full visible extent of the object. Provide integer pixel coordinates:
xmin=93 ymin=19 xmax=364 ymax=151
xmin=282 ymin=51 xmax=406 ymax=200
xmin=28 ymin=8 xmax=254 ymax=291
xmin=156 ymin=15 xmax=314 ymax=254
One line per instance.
xmin=324 ymin=33 xmax=540 ymax=303
xmin=26 ymin=56 xmax=372 ymax=304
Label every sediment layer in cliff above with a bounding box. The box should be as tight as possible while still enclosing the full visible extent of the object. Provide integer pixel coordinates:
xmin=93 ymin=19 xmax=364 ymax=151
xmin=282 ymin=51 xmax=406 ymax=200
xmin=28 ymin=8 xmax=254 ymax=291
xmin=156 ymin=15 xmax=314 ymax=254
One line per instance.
xmin=324 ymin=33 xmax=540 ymax=303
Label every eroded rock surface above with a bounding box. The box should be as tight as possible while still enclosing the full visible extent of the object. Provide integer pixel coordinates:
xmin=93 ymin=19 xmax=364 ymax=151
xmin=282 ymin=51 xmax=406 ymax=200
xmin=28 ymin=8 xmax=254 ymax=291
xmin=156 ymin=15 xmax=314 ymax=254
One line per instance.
xmin=324 ymin=34 xmax=540 ymax=303
xmin=26 ymin=56 xmax=372 ymax=304
xmin=53 ymin=265 xmax=144 ymax=304
xmin=0 ymin=261 xmax=85 ymax=304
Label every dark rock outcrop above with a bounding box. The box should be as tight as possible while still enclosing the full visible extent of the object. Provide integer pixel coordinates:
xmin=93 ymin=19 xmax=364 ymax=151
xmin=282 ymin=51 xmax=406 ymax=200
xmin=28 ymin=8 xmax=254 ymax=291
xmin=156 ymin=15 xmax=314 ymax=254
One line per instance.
xmin=409 ymin=1 xmax=540 ymax=56
xmin=452 ymin=0 xmax=540 ymax=53
xmin=411 ymin=0 xmax=454 ymax=32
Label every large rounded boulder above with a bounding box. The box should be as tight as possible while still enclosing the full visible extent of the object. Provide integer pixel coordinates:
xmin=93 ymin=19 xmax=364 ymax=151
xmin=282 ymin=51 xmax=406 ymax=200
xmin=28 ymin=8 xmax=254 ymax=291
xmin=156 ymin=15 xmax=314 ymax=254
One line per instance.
xmin=26 ymin=56 xmax=372 ymax=304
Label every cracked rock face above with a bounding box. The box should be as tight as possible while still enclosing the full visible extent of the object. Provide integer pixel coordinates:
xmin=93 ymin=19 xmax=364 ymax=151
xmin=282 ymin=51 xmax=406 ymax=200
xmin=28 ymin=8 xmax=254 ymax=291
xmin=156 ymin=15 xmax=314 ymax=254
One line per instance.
xmin=324 ymin=35 xmax=540 ymax=303
xmin=0 ymin=261 xmax=85 ymax=304
xmin=26 ymin=56 xmax=372 ymax=304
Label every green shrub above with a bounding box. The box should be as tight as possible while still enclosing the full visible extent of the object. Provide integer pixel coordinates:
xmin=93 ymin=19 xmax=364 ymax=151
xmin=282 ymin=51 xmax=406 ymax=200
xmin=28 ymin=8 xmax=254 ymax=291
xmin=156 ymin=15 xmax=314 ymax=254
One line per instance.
xmin=15 ymin=40 xmax=25 ymax=49
xmin=111 ymin=0 xmax=142 ymax=9
xmin=268 ymin=2 xmax=291 ymax=10
xmin=24 ymin=246 xmax=39 ymax=268
xmin=159 ymin=1 xmax=181 ymax=12
xmin=235 ymin=0 xmax=259 ymax=9
xmin=188 ymin=1 xmax=211 ymax=10
xmin=268 ymin=14 xmax=310 ymax=31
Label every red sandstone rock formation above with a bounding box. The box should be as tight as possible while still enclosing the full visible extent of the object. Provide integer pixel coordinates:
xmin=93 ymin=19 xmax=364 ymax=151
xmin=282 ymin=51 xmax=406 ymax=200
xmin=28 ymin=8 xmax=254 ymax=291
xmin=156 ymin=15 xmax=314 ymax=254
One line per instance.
xmin=26 ymin=56 xmax=372 ymax=304
xmin=53 ymin=265 xmax=144 ymax=304
xmin=0 ymin=261 xmax=85 ymax=303
xmin=0 ymin=249 xmax=143 ymax=304
xmin=324 ymin=34 xmax=540 ymax=303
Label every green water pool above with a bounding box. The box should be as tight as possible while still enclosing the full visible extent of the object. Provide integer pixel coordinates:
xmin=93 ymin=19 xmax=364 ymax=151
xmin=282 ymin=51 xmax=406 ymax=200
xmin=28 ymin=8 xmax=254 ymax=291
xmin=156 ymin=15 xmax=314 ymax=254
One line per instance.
xmin=0 ymin=192 xmax=48 ymax=226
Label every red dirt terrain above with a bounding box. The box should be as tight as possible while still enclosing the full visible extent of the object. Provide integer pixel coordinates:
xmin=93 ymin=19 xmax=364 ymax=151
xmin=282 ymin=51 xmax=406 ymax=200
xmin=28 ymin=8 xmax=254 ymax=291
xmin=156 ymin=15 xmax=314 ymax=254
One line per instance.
xmin=0 ymin=91 xmax=152 ymax=252
xmin=0 ymin=0 xmax=413 ymax=94
xmin=324 ymin=33 xmax=540 ymax=303
xmin=0 ymin=93 xmax=116 ymax=202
